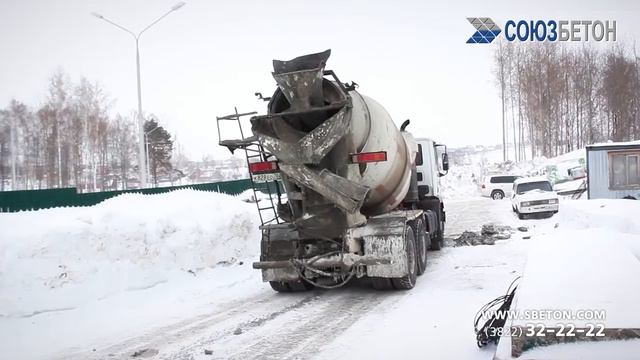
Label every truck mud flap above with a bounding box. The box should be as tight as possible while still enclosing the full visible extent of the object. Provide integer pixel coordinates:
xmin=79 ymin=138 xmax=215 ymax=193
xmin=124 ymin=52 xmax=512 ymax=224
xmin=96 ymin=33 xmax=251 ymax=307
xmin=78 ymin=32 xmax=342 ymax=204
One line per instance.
xmin=356 ymin=216 xmax=411 ymax=278
xmin=259 ymin=226 xmax=300 ymax=282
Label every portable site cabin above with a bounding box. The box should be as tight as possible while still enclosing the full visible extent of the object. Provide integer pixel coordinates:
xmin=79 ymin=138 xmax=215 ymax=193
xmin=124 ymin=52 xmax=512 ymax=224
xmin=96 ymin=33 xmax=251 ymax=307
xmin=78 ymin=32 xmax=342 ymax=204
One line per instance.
xmin=586 ymin=141 xmax=640 ymax=199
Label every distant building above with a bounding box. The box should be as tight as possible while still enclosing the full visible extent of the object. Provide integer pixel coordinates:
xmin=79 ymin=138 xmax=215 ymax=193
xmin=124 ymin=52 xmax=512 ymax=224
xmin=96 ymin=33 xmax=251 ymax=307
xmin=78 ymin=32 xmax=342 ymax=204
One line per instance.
xmin=586 ymin=141 xmax=640 ymax=199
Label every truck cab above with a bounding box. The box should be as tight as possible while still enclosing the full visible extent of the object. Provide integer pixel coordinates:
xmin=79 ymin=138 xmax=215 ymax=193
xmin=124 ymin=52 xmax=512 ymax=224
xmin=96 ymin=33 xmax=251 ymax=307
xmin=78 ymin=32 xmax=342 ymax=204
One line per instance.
xmin=415 ymin=138 xmax=449 ymax=199
xmin=414 ymin=138 xmax=449 ymax=250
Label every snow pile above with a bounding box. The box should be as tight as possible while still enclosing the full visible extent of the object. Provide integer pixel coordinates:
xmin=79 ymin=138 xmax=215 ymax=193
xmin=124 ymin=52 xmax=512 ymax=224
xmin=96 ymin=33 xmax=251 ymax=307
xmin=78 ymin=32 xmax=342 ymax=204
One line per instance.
xmin=514 ymin=228 xmax=640 ymax=329
xmin=556 ymin=199 xmax=640 ymax=236
xmin=492 ymin=198 xmax=640 ymax=359
xmin=0 ymin=189 xmax=261 ymax=318
xmin=440 ymin=164 xmax=483 ymax=200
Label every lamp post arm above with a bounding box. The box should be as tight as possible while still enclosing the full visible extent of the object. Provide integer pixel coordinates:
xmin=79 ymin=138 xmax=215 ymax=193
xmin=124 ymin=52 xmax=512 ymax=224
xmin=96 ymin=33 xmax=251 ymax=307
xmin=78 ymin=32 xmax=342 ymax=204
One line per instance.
xmin=137 ymin=8 xmax=176 ymax=39
xmin=95 ymin=15 xmax=137 ymax=39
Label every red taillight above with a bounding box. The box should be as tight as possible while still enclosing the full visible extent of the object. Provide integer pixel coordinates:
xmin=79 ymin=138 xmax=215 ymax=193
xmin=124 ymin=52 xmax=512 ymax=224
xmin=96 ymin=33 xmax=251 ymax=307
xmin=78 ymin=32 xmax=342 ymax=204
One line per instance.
xmin=248 ymin=161 xmax=278 ymax=174
xmin=350 ymin=151 xmax=387 ymax=164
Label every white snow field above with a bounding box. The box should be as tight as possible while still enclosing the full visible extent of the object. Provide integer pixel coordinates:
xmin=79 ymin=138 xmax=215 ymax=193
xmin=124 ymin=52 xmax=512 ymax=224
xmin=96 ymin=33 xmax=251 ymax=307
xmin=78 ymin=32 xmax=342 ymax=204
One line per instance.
xmin=1 ymin=189 xmax=639 ymax=359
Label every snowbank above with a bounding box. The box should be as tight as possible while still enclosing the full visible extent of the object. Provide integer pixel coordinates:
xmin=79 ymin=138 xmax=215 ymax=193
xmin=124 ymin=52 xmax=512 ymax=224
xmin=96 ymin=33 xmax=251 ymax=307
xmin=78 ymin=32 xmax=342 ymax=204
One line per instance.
xmin=440 ymin=165 xmax=482 ymax=200
xmin=556 ymin=199 xmax=640 ymax=236
xmin=0 ymin=189 xmax=261 ymax=318
xmin=493 ymin=198 xmax=640 ymax=359
xmin=514 ymin=228 xmax=640 ymax=328
xmin=588 ymin=140 xmax=640 ymax=148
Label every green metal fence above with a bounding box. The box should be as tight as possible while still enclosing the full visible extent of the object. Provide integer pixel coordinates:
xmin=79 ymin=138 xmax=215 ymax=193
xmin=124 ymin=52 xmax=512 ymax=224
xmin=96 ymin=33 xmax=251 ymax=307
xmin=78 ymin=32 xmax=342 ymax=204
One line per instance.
xmin=0 ymin=179 xmax=253 ymax=213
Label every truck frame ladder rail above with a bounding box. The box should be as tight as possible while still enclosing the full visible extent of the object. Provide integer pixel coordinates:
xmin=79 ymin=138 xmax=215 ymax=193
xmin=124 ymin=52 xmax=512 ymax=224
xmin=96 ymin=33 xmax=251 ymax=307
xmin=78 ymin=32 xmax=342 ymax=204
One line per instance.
xmin=216 ymin=108 xmax=281 ymax=226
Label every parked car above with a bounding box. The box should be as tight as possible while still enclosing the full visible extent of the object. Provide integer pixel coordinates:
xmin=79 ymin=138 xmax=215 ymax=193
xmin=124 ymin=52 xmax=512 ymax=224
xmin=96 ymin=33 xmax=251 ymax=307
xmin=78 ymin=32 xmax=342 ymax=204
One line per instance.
xmin=481 ymin=175 xmax=521 ymax=200
xmin=511 ymin=177 xmax=559 ymax=219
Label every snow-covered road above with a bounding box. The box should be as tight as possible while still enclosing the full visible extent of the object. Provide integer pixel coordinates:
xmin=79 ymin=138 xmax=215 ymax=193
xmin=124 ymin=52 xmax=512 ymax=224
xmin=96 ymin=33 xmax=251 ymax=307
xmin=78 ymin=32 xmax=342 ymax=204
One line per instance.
xmin=2 ymin=192 xmax=639 ymax=360
xmin=59 ymin=229 xmax=529 ymax=360
xmin=86 ymin=284 xmax=397 ymax=360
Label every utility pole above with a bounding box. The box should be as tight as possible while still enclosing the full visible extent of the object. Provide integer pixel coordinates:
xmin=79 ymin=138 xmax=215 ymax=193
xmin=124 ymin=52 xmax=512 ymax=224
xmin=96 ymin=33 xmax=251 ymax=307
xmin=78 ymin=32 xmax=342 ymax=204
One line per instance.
xmin=499 ymin=41 xmax=507 ymax=162
xmin=92 ymin=2 xmax=186 ymax=188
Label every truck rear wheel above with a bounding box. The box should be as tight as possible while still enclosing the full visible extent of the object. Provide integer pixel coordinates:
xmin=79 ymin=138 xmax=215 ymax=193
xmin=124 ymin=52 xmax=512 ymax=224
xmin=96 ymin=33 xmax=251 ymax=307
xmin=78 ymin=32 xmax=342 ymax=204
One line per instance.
xmin=391 ymin=225 xmax=418 ymax=290
xmin=414 ymin=218 xmax=428 ymax=275
xmin=269 ymin=280 xmax=313 ymax=292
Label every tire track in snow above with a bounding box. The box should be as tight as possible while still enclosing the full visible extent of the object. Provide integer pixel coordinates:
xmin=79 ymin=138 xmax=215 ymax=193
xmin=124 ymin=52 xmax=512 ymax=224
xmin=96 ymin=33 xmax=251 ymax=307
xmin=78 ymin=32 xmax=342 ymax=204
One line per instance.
xmin=206 ymin=287 xmax=401 ymax=360
xmin=60 ymin=291 xmax=315 ymax=360
xmin=60 ymin=266 xmax=440 ymax=359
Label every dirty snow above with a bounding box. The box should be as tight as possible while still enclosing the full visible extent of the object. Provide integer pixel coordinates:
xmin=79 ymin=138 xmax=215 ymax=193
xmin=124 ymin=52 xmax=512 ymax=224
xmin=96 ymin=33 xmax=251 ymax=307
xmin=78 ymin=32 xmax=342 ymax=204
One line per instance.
xmin=1 ymin=180 xmax=639 ymax=359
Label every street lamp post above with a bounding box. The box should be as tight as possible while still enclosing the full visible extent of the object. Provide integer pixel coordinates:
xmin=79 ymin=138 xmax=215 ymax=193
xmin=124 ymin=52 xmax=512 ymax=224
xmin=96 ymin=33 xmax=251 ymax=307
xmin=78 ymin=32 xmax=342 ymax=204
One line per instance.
xmin=92 ymin=2 xmax=185 ymax=189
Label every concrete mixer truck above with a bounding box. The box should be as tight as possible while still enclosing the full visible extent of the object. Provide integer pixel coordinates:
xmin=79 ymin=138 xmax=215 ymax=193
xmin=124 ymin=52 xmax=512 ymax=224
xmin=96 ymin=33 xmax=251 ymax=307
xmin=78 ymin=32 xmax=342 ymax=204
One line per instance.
xmin=219 ymin=50 xmax=449 ymax=291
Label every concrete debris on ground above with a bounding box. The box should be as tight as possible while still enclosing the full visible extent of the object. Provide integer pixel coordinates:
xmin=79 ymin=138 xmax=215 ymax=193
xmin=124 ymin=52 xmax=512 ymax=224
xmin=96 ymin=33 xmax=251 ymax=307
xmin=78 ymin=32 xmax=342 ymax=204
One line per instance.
xmin=452 ymin=231 xmax=496 ymax=246
xmin=450 ymin=224 xmax=514 ymax=247
xmin=131 ymin=348 xmax=159 ymax=358
xmin=481 ymin=224 xmax=512 ymax=237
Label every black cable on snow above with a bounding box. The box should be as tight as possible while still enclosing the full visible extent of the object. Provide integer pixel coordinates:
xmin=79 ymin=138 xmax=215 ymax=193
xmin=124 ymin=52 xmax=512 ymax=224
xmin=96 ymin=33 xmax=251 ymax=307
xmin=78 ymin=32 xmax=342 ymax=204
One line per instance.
xmin=473 ymin=277 xmax=520 ymax=348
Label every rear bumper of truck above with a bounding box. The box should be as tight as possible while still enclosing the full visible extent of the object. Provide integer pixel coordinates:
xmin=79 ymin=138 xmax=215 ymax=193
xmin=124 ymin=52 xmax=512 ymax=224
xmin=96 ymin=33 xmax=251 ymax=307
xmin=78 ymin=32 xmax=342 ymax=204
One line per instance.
xmin=253 ymin=254 xmax=394 ymax=282
xmin=254 ymin=210 xmax=423 ymax=283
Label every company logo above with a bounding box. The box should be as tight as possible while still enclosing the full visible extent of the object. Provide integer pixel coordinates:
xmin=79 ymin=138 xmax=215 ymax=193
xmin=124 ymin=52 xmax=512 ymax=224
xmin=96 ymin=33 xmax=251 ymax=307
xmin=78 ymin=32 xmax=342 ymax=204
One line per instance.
xmin=466 ymin=18 xmax=616 ymax=43
xmin=466 ymin=17 xmax=502 ymax=44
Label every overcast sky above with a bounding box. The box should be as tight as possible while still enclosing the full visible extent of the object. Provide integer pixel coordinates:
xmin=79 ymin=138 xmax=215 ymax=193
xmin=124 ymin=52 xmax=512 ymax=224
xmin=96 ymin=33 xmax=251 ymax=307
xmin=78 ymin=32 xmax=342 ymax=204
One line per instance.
xmin=1 ymin=0 xmax=639 ymax=159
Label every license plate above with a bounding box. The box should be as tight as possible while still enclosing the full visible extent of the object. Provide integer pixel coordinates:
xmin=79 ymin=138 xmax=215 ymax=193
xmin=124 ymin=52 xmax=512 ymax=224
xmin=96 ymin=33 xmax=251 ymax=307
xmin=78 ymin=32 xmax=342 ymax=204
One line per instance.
xmin=252 ymin=172 xmax=282 ymax=183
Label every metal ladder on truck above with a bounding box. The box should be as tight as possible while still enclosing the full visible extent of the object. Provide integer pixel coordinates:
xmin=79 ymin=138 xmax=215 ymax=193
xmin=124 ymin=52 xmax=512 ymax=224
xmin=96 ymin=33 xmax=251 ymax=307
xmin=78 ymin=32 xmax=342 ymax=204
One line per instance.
xmin=216 ymin=108 xmax=281 ymax=226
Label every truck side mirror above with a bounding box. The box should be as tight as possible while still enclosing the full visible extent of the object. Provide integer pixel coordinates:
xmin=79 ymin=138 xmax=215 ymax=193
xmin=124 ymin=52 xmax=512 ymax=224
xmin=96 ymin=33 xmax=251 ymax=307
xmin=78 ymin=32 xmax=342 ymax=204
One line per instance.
xmin=442 ymin=153 xmax=449 ymax=172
